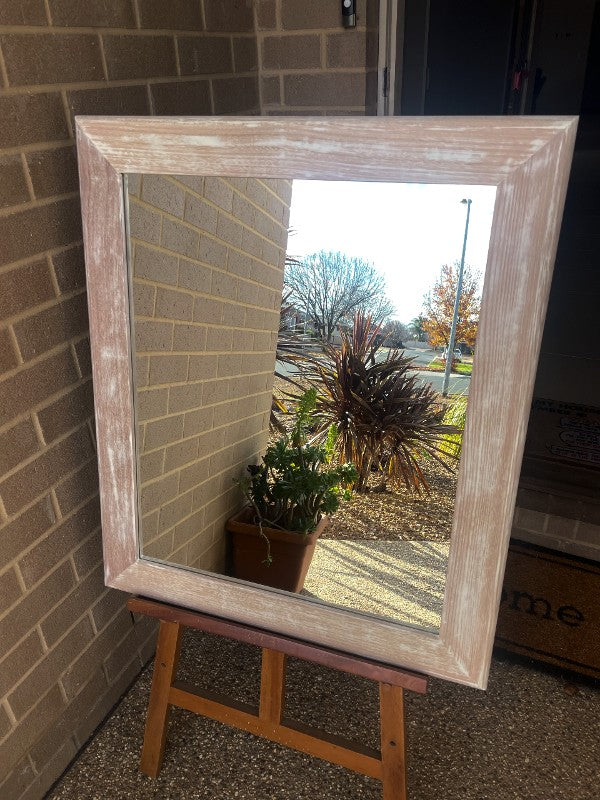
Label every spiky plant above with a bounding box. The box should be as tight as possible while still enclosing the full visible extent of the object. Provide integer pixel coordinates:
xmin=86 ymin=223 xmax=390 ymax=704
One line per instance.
xmin=300 ymin=312 xmax=459 ymax=493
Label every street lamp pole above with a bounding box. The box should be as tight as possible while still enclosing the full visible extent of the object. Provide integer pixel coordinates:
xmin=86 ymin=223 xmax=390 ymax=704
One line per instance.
xmin=442 ymin=198 xmax=472 ymax=397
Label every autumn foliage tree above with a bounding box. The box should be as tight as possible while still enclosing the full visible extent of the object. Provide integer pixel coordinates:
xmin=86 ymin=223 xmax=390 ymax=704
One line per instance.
xmin=421 ymin=261 xmax=480 ymax=349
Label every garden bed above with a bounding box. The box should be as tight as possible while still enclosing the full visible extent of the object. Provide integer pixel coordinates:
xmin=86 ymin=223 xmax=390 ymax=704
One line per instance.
xmin=324 ymin=458 xmax=457 ymax=543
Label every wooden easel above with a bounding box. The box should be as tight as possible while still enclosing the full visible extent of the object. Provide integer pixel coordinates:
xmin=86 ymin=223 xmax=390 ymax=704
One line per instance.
xmin=128 ymin=597 xmax=428 ymax=799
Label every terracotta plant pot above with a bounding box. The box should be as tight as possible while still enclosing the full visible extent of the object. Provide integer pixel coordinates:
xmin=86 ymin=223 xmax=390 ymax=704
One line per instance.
xmin=226 ymin=506 xmax=328 ymax=593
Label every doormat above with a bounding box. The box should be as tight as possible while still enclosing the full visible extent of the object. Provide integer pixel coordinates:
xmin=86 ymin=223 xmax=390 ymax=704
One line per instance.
xmin=494 ymin=541 xmax=600 ymax=680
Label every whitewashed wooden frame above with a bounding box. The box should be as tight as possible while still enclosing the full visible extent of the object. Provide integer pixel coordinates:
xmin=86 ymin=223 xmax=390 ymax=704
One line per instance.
xmin=76 ymin=115 xmax=576 ymax=688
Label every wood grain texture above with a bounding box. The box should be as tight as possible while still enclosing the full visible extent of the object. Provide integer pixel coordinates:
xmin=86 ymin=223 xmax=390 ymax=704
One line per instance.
xmin=259 ymin=649 xmax=286 ymax=724
xmin=78 ymin=116 xmax=577 ymax=688
xmin=379 ymin=683 xmax=406 ymax=800
xmin=127 ymin=596 xmax=428 ymax=692
xmin=168 ymin=683 xmax=383 ymax=778
xmin=139 ymin=620 xmax=182 ymax=777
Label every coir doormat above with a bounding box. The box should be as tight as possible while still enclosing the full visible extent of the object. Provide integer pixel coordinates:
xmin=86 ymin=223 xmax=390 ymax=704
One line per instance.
xmin=495 ymin=541 xmax=600 ymax=680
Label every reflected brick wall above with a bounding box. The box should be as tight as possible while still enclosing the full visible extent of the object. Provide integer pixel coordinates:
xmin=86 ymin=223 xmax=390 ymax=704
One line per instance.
xmin=129 ymin=174 xmax=291 ymax=571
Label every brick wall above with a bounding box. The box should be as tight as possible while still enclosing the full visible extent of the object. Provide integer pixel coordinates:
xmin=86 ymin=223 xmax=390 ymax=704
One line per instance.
xmin=255 ymin=0 xmax=378 ymax=115
xmin=128 ymin=173 xmax=291 ymax=571
xmin=0 ymin=4 xmax=261 ymax=799
xmin=0 ymin=3 xmax=374 ymax=797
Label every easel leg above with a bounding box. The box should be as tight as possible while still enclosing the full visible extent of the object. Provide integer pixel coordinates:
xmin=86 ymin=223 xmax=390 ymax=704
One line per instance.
xmin=259 ymin=648 xmax=287 ymax=724
xmin=140 ymin=620 xmax=182 ymax=777
xmin=379 ymin=683 xmax=407 ymax=800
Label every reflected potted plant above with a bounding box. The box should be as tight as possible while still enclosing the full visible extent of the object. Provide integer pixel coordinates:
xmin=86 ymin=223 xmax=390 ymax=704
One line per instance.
xmin=227 ymin=389 xmax=357 ymax=592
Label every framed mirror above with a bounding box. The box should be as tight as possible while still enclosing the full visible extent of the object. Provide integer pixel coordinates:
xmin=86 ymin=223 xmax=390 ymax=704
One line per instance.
xmin=76 ymin=116 xmax=576 ymax=688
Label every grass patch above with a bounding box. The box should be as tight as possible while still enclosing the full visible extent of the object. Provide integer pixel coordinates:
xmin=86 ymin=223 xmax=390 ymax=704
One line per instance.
xmin=427 ymin=361 xmax=473 ymax=375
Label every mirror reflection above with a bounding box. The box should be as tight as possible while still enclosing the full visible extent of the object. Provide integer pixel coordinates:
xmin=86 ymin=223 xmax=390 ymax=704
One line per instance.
xmin=126 ymin=174 xmax=495 ymax=632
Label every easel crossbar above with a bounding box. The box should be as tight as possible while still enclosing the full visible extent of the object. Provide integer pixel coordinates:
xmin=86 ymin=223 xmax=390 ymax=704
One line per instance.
xmin=169 ymin=681 xmax=383 ymax=778
xmin=128 ymin=596 xmax=427 ymax=693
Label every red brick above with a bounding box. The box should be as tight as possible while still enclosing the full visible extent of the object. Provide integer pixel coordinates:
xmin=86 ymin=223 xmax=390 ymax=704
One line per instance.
xmin=0 ymin=195 xmax=82 ymax=268
xmin=0 ymin=33 xmax=104 ymax=86
xmin=26 ymin=146 xmax=79 ymax=200
xmin=13 ymin=291 xmax=88 ymax=361
xmin=178 ymin=35 xmax=233 ymax=75
xmin=0 ymin=1 xmax=47 ymax=25
xmin=138 ymin=0 xmax=204 ymax=30
xmin=37 ymin=379 xmax=94 ymax=443
xmin=0 ymin=348 xmax=79 ymax=427
xmin=103 ymin=34 xmax=177 ymax=80
xmin=49 ymin=0 xmax=136 ymax=27
xmin=0 ymin=154 xmax=29 ymax=209
xmin=0 ymin=93 xmax=69 ymax=149
xmin=0 ymin=426 xmax=94 ymax=516
xmin=150 ymin=79 xmax=212 ymax=115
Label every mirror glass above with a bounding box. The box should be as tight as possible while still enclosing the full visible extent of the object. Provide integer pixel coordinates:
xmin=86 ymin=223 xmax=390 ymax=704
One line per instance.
xmin=126 ymin=174 xmax=495 ymax=633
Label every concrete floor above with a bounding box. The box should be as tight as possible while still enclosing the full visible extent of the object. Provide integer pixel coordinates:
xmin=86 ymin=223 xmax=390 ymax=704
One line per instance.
xmin=304 ymin=540 xmax=449 ymax=630
xmin=47 ymin=629 xmax=600 ymax=800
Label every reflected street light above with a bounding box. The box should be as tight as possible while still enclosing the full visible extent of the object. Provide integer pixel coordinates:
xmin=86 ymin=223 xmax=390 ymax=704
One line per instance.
xmin=442 ymin=198 xmax=472 ymax=397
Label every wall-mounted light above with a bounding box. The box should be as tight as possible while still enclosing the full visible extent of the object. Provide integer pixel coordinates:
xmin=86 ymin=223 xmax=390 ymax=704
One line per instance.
xmin=342 ymin=0 xmax=356 ymax=28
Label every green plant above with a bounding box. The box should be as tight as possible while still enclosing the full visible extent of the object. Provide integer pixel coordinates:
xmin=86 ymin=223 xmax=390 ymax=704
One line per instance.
xmin=439 ymin=395 xmax=468 ymax=459
xmin=238 ymin=389 xmax=357 ymax=564
xmin=300 ymin=312 xmax=459 ymax=493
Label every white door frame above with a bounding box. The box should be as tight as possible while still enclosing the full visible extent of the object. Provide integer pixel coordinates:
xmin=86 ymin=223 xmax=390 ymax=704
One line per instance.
xmin=377 ymin=0 xmax=403 ymax=115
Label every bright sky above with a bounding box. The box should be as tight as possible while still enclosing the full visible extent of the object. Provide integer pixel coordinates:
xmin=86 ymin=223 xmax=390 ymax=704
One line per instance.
xmin=286 ymin=180 xmax=497 ymax=323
